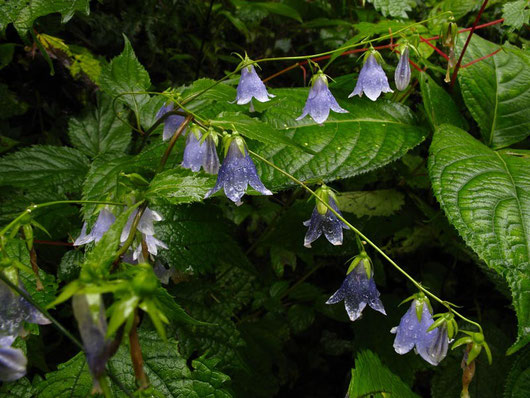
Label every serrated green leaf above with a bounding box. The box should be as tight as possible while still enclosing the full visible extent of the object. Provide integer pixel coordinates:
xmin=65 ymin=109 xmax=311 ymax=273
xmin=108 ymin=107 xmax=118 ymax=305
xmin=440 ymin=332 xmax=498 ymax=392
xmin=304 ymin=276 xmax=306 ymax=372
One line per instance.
xmin=145 ymin=168 xmax=216 ymax=206
xmin=428 ymin=124 xmax=530 ymax=353
xmin=6 ymin=0 xmax=90 ymax=35
xmin=0 ymin=377 xmax=33 ymax=397
xmin=182 ymin=78 xmax=237 ymax=106
xmin=99 ymin=36 xmax=151 ymax=115
xmin=338 ymin=189 xmax=405 ymax=217
xmin=58 ymin=250 xmax=83 ymax=282
xmin=457 ymin=34 xmax=530 ymax=149
xmin=366 ymin=0 xmax=414 ymax=18
xmin=504 ymin=346 xmax=530 ymax=398
xmin=349 ymin=350 xmax=419 ymax=398
xmin=419 ymin=72 xmax=467 ymax=130
xmin=0 ymin=145 xmax=90 ymax=192
xmin=252 ymin=88 xmax=426 ymax=190
xmin=211 ymin=111 xmax=303 ymax=150
xmin=503 ymin=1 xmax=530 ymax=32
xmin=155 ymin=204 xmax=249 ymax=274
xmin=68 ymin=94 xmax=131 ymax=158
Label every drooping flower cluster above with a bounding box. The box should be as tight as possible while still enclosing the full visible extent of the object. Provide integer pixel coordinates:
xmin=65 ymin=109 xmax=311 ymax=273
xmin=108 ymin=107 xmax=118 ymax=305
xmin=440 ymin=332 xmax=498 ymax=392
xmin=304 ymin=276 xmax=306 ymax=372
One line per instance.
xmin=156 ymin=102 xmax=185 ymax=141
xmin=326 ymin=257 xmax=386 ymax=321
xmin=204 ymin=136 xmax=272 ymax=205
xmin=0 ymin=279 xmax=50 ymax=382
xmin=391 ymin=297 xmax=450 ymax=366
xmin=121 ymin=207 xmax=168 ymax=261
xmin=297 ymin=72 xmax=348 ymax=124
xmin=303 ymin=185 xmax=348 ymax=248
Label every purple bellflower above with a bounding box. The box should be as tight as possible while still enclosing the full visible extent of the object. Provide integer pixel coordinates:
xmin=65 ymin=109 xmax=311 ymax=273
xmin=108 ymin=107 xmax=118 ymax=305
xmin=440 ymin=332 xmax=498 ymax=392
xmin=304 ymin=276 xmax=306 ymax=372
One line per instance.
xmin=233 ymin=61 xmax=275 ymax=111
xmin=72 ymin=294 xmax=110 ymax=391
xmin=303 ymin=186 xmax=349 ymax=248
xmin=391 ymin=298 xmax=449 ymax=366
xmin=296 ymin=72 xmax=348 ymax=124
xmin=120 ymin=207 xmax=168 ymax=261
xmin=0 ymin=279 xmax=50 ymax=381
xmin=156 ymin=103 xmax=185 ymax=141
xmin=181 ymin=127 xmax=220 ymax=174
xmin=349 ymin=53 xmax=393 ymax=101
xmin=74 ymin=208 xmax=116 ymax=246
xmin=394 ymin=47 xmax=411 ymax=91
xmin=204 ymin=136 xmax=272 ymax=205
xmin=326 ymin=258 xmax=386 ymax=321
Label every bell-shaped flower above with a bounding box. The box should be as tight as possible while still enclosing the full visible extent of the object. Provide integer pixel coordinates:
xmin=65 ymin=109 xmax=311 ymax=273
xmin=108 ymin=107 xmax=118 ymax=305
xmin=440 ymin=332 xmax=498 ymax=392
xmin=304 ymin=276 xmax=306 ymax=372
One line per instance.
xmin=394 ymin=47 xmax=411 ymax=91
xmin=349 ymin=53 xmax=393 ymax=101
xmin=120 ymin=207 xmax=168 ymax=261
xmin=204 ymin=136 xmax=272 ymax=205
xmin=72 ymin=294 xmax=110 ymax=391
xmin=303 ymin=186 xmax=349 ymax=248
xmin=153 ymin=261 xmax=176 ymax=285
xmin=181 ymin=127 xmax=220 ymax=174
xmin=156 ymin=103 xmax=185 ymax=141
xmin=0 ymin=346 xmax=27 ymax=382
xmin=233 ymin=60 xmax=275 ymax=110
xmin=326 ymin=258 xmax=386 ymax=321
xmin=74 ymin=208 xmax=116 ymax=246
xmin=296 ymin=72 xmax=348 ymax=124
xmin=391 ymin=298 xmax=449 ymax=365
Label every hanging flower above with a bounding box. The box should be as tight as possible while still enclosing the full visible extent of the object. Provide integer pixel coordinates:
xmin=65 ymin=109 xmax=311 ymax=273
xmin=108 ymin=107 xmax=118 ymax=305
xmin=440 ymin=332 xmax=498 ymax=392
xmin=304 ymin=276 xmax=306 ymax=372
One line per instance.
xmin=0 ymin=278 xmax=50 ymax=382
xmin=74 ymin=208 xmax=116 ymax=246
xmin=394 ymin=47 xmax=411 ymax=91
xmin=349 ymin=53 xmax=393 ymax=101
xmin=233 ymin=59 xmax=275 ymax=111
xmin=296 ymin=72 xmax=348 ymax=124
xmin=303 ymin=185 xmax=349 ymax=248
xmin=156 ymin=103 xmax=185 ymax=141
xmin=204 ymin=136 xmax=272 ymax=205
xmin=181 ymin=127 xmax=220 ymax=174
xmin=72 ymin=294 xmax=110 ymax=391
xmin=326 ymin=258 xmax=386 ymax=321
xmin=391 ymin=297 xmax=449 ymax=365
xmin=120 ymin=207 xmax=168 ymax=261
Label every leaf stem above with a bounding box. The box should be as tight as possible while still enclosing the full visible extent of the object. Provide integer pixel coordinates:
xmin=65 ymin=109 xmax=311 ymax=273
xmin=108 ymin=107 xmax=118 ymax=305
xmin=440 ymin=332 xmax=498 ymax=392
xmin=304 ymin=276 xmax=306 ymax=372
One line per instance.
xmin=248 ymin=149 xmax=483 ymax=333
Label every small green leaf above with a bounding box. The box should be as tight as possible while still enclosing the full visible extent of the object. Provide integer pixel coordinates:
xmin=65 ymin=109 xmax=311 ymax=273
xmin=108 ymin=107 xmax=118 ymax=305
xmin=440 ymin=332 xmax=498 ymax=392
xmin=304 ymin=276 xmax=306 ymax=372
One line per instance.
xmin=366 ymin=0 xmax=414 ymax=18
xmin=502 ymin=0 xmax=530 ymax=32
xmin=107 ymin=294 xmax=140 ymax=337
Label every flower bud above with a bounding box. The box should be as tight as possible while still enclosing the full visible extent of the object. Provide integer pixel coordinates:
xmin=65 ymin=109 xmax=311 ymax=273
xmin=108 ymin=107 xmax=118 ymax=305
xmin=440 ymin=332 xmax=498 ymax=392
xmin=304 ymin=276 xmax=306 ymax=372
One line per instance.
xmin=394 ymin=47 xmax=411 ymax=91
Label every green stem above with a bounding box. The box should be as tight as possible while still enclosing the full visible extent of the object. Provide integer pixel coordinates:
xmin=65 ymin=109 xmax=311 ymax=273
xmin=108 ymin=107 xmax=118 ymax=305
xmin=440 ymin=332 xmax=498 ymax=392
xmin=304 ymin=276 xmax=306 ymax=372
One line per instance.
xmin=0 ymin=200 xmax=126 ymax=237
xmin=157 ymin=114 xmax=193 ymax=173
xmin=248 ymin=149 xmax=482 ymax=333
xmin=114 ymin=203 xmax=147 ymax=261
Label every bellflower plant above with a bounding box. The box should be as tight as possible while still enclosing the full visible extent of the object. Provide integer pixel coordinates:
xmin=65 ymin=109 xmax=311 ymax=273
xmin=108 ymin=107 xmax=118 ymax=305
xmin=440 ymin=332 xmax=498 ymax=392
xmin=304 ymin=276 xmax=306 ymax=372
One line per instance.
xmin=72 ymin=294 xmax=110 ymax=391
xmin=120 ymin=207 xmax=168 ymax=261
xmin=394 ymin=47 xmax=411 ymax=91
xmin=326 ymin=257 xmax=386 ymax=321
xmin=74 ymin=208 xmax=116 ymax=246
xmin=391 ymin=296 xmax=449 ymax=366
xmin=303 ymin=185 xmax=349 ymax=248
xmin=181 ymin=126 xmax=220 ymax=174
xmin=156 ymin=102 xmax=185 ymax=141
xmin=233 ymin=56 xmax=275 ymax=111
xmin=296 ymin=72 xmax=348 ymax=124
xmin=0 ymin=278 xmax=50 ymax=381
xmin=349 ymin=52 xmax=393 ymax=101
xmin=204 ymin=135 xmax=273 ymax=205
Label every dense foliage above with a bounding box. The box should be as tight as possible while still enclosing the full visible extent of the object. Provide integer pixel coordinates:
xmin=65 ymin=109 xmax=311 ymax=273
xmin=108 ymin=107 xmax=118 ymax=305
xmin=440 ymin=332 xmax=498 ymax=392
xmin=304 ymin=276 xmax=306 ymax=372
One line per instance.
xmin=0 ymin=0 xmax=529 ymax=397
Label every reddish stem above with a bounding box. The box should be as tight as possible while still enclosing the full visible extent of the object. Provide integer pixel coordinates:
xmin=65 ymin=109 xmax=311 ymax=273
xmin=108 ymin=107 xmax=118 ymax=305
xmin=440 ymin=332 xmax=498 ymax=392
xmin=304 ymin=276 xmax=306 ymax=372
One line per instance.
xmin=423 ymin=18 xmax=504 ymax=42
xmin=129 ymin=311 xmax=149 ymax=389
xmin=420 ymin=36 xmax=449 ymax=61
xmin=461 ymin=48 xmax=501 ymax=68
xmin=450 ymin=0 xmax=490 ymax=89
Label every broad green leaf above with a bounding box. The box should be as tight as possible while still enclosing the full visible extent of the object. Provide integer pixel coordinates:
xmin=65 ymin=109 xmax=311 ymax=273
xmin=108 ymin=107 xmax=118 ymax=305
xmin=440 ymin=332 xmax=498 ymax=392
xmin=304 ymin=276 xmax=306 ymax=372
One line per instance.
xmin=0 ymin=377 xmax=33 ymax=397
xmin=34 ymin=353 xmax=93 ymax=398
xmin=366 ymin=0 xmax=414 ymax=18
xmin=68 ymin=94 xmax=131 ymax=158
xmin=428 ymin=0 xmax=477 ymax=22
xmin=182 ymin=78 xmax=237 ymax=105
xmin=457 ymin=34 xmax=530 ymax=149
xmin=419 ymin=72 xmax=467 ymax=130
xmin=145 ymin=168 xmax=216 ymax=206
xmin=3 ymin=0 xmax=90 ymax=35
xmin=349 ymin=350 xmax=419 ymax=398
xmin=253 ymin=88 xmax=427 ymax=190
xmin=211 ymin=111 xmax=303 ymax=149
xmin=58 ymin=250 xmax=83 ymax=282
xmin=99 ymin=36 xmax=151 ymax=115
xmin=503 ymin=1 xmax=530 ymax=32
xmin=428 ymin=124 xmax=530 ymax=353
xmin=0 ymin=145 xmax=90 ymax=192
xmin=338 ymin=189 xmax=405 ymax=217
xmin=504 ymin=346 xmax=530 ymax=398
xmin=156 ymin=204 xmax=249 ymax=274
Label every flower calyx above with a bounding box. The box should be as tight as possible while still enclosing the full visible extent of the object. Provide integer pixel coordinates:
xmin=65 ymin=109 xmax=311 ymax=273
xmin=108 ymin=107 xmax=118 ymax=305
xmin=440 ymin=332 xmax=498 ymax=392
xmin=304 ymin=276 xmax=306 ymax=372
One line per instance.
xmin=452 ymin=331 xmax=492 ymax=365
